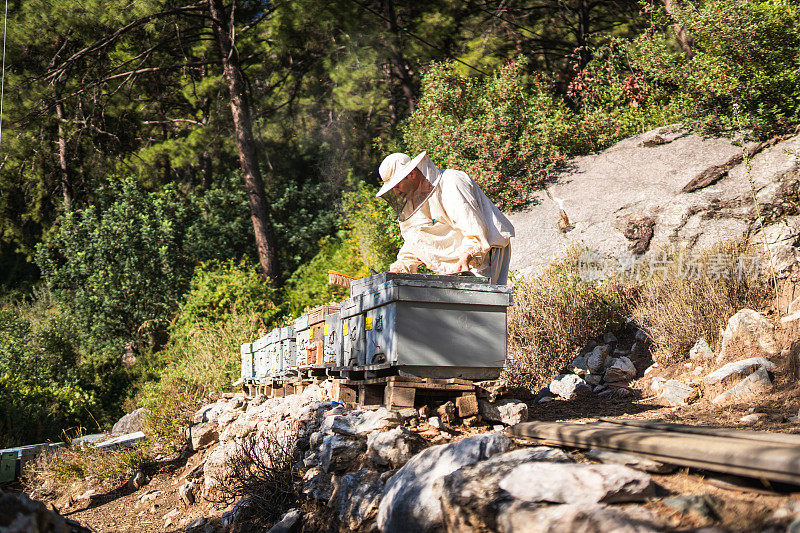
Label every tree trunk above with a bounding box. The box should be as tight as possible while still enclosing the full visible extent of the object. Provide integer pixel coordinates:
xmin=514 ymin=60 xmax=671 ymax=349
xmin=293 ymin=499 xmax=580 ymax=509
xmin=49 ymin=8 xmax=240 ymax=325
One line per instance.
xmin=381 ymin=0 xmax=416 ymax=114
xmin=55 ymin=98 xmax=72 ymax=212
xmin=208 ymin=0 xmax=277 ymax=281
xmin=662 ymin=0 xmax=694 ymax=59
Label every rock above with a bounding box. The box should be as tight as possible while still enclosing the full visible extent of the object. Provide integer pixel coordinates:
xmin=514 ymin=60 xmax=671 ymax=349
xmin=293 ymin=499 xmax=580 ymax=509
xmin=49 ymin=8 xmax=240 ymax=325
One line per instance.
xmin=496 ymin=501 xmax=663 ymax=533
xmin=704 ymin=356 xmax=776 ymax=386
xmin=650 ymin=377 xmax=667 ymax=392
xmin=203 ymin=441 xmax=239 ymax=493
xmin=604 ymin=356 xmax=636 ymax=382
xmin=189 ymin=422 xmax=219 ymax=451
xmin=689 ymin=338 xmax=715 ymax=361
xmin=179 ymin=480 xmax=196 ymax=507
xmin=635 ymin=329 xmax=649 ymax=343
xmin=0 ymin=492 xmax=91 ymax=532
xmin=586 ymin=449 xmax=674 ymax=473
xmin=428 ymin=416 xmax=442 ymax=429
xmin=739 ymin=413 xmax=764 ymax=424
xmin=330 ymin=468 xmax=384 ymax=530
xmin=603 ymin=332 xmax=618 ymax=344
xmin=479 ymin=399 xmax=528 ymax=426
xmin=112 ymin=407 xmax=150 ymax=434
xmin=127 ymin=470 xmax=149 ymax=490
xmin=499 ymin=462 xmax=654 ymax=505
xmin=717 ymin=309 xmax=779 ymax=363
xmin=436 ymin=401 xmax=456 ymax=425
xmin=185 ymin=517 xmax=205 ymax=532
xmin=302 ymin=467 xmax=333 ymax=501
xmin=219 ymin=417 xmax=257 ymax=443
xmin=548 ymin=374 xmax=590 ymax=400
xmin=662 ymin=494 xmax=721 ymax=521
xmin=376 ymin=432 xmax=511 ymax=533
xmin=657 ymin=379 xmax=697 ymax=406
xmin=712 ymin=367 xmax=773 ymax=405
xmin=643 ymin=362 xmax=658 ymax=375
xmin=320 ymin=434 xmax=365 ymax=473
xmin=585 ymin=373 xmax=603 ymax=386
xmin=328 ymin=407 xmax=401 ymax=437
xmin=440 ymin=447 xmax=573 ymax=531
xmin=397 ymin=408 xmax=418 ymax=420
xmin=455 ymin=394 xmax=479 ymax=418
xmin=568 ymin=354 xmax=590 ymax=376
xmin=418 ymin=405 xmax=430 ymax=418
xmin=193 ymin=401 xmax=230 ymax=424
xmin=267 ymin=508 xmax=301 ymax=533
xmin=367 ymin=427 xmax=415 ymax=468
xmin=581 ymin=340 xmax=599 ymax=354
xmin=587 ymin=345 xmax=610 ymax=374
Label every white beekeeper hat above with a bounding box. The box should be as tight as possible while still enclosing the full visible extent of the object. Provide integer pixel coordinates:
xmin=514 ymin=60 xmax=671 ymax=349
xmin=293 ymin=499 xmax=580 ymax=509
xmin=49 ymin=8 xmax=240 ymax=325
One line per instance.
xmin=376 ymin=151 xmax=427 ymax=197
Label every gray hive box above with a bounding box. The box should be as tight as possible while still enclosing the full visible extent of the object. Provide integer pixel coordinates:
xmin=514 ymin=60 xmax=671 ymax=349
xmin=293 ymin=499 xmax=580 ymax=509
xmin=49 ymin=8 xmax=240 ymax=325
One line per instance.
xmin=279 ymin=325 xmax=296 ymax=373
xmin=240 ymin=343 xmax=255 ymax=381
xmin=324 ymin=312 xmax=342 ymax=365
xmin=294 ymin=314 xmax=310 ymax=368
xmin=251 ymin=333 xmax=271 ymax=381
xmin=356 ymin=272 xmax=512 ymax=379
xmin=340 ymin=295 xmax=366 ymax=367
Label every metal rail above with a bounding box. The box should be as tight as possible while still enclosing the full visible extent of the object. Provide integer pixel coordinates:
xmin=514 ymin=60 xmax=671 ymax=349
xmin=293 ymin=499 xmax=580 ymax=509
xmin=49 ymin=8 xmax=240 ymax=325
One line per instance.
xmin=508 ymin=420 xmax=800 ymax=486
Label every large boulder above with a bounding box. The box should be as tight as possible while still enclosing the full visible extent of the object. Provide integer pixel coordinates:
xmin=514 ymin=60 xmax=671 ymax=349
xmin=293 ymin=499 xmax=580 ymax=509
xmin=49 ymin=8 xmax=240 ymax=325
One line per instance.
xmin=324 ymin=408 xmax=402 ymax=437
xmin=320 ymin=434 xmax=365 ymax=473
xmin=704 ymin=357 xmax=775 ymax=386
xmin=717 ymin=309 xmax=779 ymax=363
xmin=656 ymin=380 xmax=697 ymax=406
xmin=440 ymin=447 xmax=572 ymax=531
xmin=587 ymin=345 xmax=610 ymax=374
xmin=193 ymin=401 xmax=231 ymax=424
xmin=112 ymin=407 xmax=149 ymax=435
xmin=376 ymin=432 xmax=511 ymax=533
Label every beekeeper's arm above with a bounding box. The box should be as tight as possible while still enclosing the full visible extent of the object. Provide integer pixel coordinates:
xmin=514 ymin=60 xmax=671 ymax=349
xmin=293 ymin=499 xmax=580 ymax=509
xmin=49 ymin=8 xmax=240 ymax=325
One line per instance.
xmin=389 ymin=240 xmax=423 ymax=273
xmin=441 ymin=174 xmax=493 ymax=272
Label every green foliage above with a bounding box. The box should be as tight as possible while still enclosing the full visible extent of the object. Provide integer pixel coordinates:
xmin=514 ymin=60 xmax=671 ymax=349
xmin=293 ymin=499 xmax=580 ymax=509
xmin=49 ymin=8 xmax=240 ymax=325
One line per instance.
xmin=633 ymin=0 xmax=800 ymax=137
xmin=282 ymin=184 xmax=402 ymax=315
xmin=402 ymin=60 xmax=574 ymax=210
xmin=35 ymin=178 xmax=195 ymax=351
xmin=175 ymin=259 xmax=279 ymax=328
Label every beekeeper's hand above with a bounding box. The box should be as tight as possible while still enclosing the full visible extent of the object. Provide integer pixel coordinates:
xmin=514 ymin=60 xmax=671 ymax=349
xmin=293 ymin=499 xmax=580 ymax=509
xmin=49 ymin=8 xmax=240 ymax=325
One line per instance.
xmin=454 ymin=252 xmax=472 ymax=273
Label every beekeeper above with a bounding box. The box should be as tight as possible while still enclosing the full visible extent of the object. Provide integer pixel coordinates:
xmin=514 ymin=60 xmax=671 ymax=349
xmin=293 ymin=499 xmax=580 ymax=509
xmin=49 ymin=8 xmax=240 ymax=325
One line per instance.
xmin=376 ymin=151 xmax=515 ymax=284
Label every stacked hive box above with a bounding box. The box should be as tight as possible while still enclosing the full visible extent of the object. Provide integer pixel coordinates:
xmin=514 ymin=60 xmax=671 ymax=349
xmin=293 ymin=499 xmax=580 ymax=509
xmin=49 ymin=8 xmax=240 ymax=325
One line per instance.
xmin=279 ymin=326 xmax=296 ymax=374
xmin=340 ymin=295 xmax=366 ymax=367
xmin=252 ymin=332 xmax=271 ymax=382
xmin=294 ymin=314 xmax=309 ymax=368
xmin=324 ymin=312 xmax=342 ymax=366
xmin=307 ymin=305 xmax=340 ymax=366
xmin=240 ymin=343 xmax=255 ymax=382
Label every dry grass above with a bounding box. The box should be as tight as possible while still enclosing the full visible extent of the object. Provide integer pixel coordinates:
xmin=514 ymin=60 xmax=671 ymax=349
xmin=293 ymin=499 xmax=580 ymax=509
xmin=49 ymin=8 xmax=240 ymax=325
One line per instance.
xmin=506 ymin=250 xmax=634 ymax=390
xmin=631 ymin=240 xmax=771 ymax=364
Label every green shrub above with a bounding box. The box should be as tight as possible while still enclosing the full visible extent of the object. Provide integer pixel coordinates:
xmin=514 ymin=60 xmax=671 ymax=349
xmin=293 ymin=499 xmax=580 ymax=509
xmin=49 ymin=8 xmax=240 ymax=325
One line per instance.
xmin=506 ymin=251 xmax=633 ymax=390
xmin=402 ymin=60 xmax=574 ymax=210
xmin=632 ymin=0 xmax=800 ymax=137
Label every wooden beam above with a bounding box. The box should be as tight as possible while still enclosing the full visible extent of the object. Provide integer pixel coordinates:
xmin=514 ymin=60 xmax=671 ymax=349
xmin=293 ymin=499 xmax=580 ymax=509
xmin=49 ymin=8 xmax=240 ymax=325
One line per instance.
xmin=509 ymin=421 xmax=800 ymax=485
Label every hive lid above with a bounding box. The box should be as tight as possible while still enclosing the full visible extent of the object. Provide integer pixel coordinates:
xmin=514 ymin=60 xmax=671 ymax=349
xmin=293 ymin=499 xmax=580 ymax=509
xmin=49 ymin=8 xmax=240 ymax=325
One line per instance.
xmin=308 ymin=304 xmax=340 ymax=325
xmin=350 ymin=272 xmax=500 ymax=296
xmin=294 ymin=314 xmax=309 ymax=331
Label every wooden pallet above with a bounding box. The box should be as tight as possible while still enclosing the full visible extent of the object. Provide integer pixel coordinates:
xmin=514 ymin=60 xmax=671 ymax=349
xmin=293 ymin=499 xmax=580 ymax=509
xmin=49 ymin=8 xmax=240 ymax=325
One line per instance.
xmin=331 ymin=375 xmax=477 ymax=409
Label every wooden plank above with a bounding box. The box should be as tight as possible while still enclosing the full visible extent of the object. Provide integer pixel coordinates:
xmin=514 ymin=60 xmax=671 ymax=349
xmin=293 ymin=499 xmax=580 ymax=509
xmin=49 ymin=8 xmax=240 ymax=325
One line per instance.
xmin=385 ymin=384 xmax=416 ymax=409
xmin=509 ymin=421 xmax=800 ymax=486
xmin=599 ymin=418 xmax=800 ymax=447
xmin=455 ymin=393 xmax=479 ymax=417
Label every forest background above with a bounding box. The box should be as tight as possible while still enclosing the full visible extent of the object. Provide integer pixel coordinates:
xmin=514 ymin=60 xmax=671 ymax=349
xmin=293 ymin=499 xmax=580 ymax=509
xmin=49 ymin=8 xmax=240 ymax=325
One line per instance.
xmin=0 ymin=0 xmax=798 ymax=447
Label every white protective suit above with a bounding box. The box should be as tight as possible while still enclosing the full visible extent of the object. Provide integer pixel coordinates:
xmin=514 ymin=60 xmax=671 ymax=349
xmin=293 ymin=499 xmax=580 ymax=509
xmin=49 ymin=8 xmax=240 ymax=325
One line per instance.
xmin=389 ymin=154 xmax=515 ymax=281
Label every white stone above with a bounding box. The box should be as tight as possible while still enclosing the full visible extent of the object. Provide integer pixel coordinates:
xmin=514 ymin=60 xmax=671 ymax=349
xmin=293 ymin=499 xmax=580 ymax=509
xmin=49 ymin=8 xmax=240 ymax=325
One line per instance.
xmin=498 ymin=462 xmax=655 ymax=505
xmin=650 ymin=377 xmax=667 ymax=392
xmin=604 ymin=356 xmax=636 ymax=382
xmin=479 ymin=399 xmax=529 ymax=426
xmin=704 ymin=356 xmax=776 ymax=384
xmin=657 ymin=379 xmax=696 ymax=406
xmin=643 ymin=363 xmax=658 ymax=375
xmin=549 ymin=374 xmax=590 ymax=400
xmin=367 ymin=427 xmax=414 ymax=468
xmin=689 ymin=338 xmax=715 ymax=361
xmin=712 ymin=367 xmax=773 ymax=405
xmin=587 ymin=345 xmax=610 ymax=374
